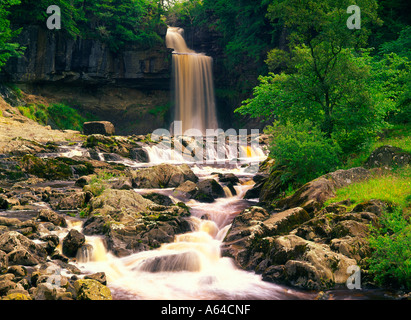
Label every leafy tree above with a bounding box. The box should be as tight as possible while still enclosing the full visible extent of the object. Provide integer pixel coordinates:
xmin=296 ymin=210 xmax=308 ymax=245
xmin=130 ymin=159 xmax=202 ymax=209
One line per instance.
xmin=80 ymin=0 xmax=164 ymax=51
xmin=0 ymin=0 xmax=24 ymax=70
xmin=9 ymin=0 xmax=83 ymax=37
xmin=236 ymin=0 xmax=386 ymax=154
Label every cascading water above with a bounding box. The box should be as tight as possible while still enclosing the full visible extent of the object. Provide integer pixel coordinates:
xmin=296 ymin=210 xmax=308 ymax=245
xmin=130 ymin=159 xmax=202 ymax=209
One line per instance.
xmin=166 ymin=27 xmax=218 ymax=135
xmin=75 ymin=183 xmax=310 ymax=300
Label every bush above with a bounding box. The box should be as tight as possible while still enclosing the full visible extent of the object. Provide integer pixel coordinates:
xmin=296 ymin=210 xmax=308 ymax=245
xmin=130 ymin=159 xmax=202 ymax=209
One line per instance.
xmin=266 ymin=120 xmax=341 ymax=185
xmin=368 ymin=207 xmax=411 ymax=289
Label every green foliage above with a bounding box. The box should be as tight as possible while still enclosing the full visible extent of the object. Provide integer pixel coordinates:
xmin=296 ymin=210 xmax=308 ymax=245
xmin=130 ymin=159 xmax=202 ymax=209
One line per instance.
xmin=368 ymin=207 xmax=411 ymax=289
xmin=88 ymin=172 xmax=117 ymax=197
xmin=47 ymin=103 xmax=91 ymax=131
xmin=80 ymin=0 xmax=164 ymax=51
xmin=17 ymin=102 xmax=95 ymax=131
xmin=17 ymin=104 xmax=48 ymax=125
xmin=266 ymin=120 xmax=341 ymax=185
xmin=8 ymin=0 xmax=165 ymax=51
xmin=237 ymin=48 xmax=391 ymax=154
xmin=0 ymin=0 xmax=24 ymax=70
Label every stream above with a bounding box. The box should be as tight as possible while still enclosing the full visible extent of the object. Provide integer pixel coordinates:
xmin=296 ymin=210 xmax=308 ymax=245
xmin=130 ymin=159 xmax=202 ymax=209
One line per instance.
xmin=0 ymin=141 xmax=394 ymax=300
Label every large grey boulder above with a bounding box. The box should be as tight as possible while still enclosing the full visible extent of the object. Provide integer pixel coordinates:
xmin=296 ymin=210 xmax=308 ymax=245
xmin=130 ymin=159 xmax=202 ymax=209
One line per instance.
xmin=83 ymin=121 xmax=115 ymax=136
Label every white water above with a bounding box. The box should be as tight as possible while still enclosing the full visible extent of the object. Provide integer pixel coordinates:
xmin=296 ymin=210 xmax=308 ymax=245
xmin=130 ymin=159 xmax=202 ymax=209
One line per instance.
xmin=75 ymin=183 xmax=307 ymax=300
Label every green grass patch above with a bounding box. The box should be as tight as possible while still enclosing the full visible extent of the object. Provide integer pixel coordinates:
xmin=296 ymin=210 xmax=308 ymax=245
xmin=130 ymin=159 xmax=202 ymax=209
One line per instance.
xmin=17 ymin=102 xmax=97 ymax=131
xmin=325 ymin=165 xmax=411 ymax=211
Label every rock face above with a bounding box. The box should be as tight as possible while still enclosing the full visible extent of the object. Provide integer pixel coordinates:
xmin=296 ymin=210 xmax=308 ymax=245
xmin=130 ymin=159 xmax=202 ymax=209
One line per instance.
xmin=83 ymin=122 xmax=115 ymax=136
xmin=3 ymin=26 xmax=170 ymax=86
xmin=1 ymin=25 xmax=172 ymax=135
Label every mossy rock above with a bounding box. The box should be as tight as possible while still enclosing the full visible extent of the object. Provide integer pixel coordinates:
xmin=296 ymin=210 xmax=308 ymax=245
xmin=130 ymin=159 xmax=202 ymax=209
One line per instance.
xmin=2 ymin=292 xmax=32 ymax=300
xmin=20 ymin=155 xmax=94 ymax=180
xmin=74 ymin=279 xmax=112 ymax=300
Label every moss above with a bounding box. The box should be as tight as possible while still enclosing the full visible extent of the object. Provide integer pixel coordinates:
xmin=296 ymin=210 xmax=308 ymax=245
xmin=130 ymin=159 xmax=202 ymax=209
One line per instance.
xmin=20 ymin=155 xmax=94 ymax=180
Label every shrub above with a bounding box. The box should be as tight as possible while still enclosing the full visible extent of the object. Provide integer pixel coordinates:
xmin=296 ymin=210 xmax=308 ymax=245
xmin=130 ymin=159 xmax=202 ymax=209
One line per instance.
xmin=368 ymin=207 xmax=411 ymax=289
xmin=266 ymin=120 xmax=341 ymax=185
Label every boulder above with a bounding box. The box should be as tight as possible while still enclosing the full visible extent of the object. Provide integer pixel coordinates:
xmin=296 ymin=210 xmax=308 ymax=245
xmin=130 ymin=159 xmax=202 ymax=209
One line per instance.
xmin=84 ymin=272 xmax=107 ymax=285
xmin=0 ymin=231 xmax=47 ymax=265
xmin=193 ymin=179 xmax=225 ymax=203
xmin=37 ymin=209 xmax=67 ymax=227
xmin=131 ymin=164 xmax=198 ymax=189
xmin=74 ymin=279 xmax=112 ymax=300
xmin=84 ymin=189 xmax=191 ymax=257
xmin=276 ymin=167 xmax=370 ymax=212
xmin=83 ymin=121 xmax=115 ymax=136
xmin=263 ymin=235 xmax=357 ymax=290
xmin=62 ymin=230 xmax=86 ymax=257
xmin=365 ymin=145 xmax=411 ymax=168
xmin=173 ymin=181 xmax=198 ymax=199
xmin=0 ymin=250 xmax=7 ymax=273
xmin=218 ymin=173 xmax=239 ymax=185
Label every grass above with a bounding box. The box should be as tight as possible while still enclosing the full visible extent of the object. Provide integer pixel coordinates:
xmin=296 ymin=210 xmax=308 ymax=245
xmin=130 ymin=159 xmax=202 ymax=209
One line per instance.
xmin=17 ymin=102 xmax=97 ymax=131
xmin=87 ymin=171 xmax=118 ymax=197
xmin=325 ymin=165 xmax=411 ymax=212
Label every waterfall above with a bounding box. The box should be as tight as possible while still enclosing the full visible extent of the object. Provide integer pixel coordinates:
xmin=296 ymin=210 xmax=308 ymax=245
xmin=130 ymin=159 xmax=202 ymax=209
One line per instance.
xmin=166 ymin=27 xmax=218 ymax=135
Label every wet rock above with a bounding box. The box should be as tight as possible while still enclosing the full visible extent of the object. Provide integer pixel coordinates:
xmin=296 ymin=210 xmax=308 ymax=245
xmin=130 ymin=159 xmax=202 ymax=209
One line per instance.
xmin=56 ymin=192 xmax=87 ymax=210
xmin=131 ymin=164 xmax=198 ymax=189
xmin=0 ymin=231 xmax=47 ymax=265
xmin=62 ymin=230 xmax=86 ymax=258
xmin=193 ymin=179 xmax=225 ymax=203
xmin=82 ymin=216 xmax=109 ymax=236
xmin=142 ymin=193 xmax=174 ymax=206
xmin=31 ymin=282 xmax=72 ymax=300
xmin=265 ymin=235 xmax=357 ymax=290
xmin=75 ymin=175 xmax=92 ymax=188
xmin=108 ymin=176 xmax=133 ymax=190
xmin=37 ymin=209 xmax=67 ymax=227
xmin=173 ymin=181 xmax=198 ymax=199
xmin=84 ymin=272 xmax=107 ymax=285
xmin=83 ymin=121 xmax=115 ymax=136
xmin=0 ymin=280 xmax=18 ymax=296
xmin=138 ymin=252 xmax=202 ymax=273
xmin=73 ymin=279 xmax=112 ymax=300
xmin=218 ymin=173 xmax=239 ymax=185
xmin=130 ymin=147 xmax=149 ymax=163
xmin=7 ymin=265 xmax=27 ymax=279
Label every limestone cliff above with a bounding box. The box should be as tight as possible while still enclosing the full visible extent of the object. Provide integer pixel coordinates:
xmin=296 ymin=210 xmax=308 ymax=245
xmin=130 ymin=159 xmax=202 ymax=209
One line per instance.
xmin=1 ymin=25 xmax=172 ymax=135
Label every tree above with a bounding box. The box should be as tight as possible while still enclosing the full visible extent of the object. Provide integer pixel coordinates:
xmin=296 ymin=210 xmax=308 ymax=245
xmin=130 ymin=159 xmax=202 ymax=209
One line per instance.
xmin=0 ymin=0 xmax=24 ymax=70
xmin=236 ymin=0 xmax=385 ymax=154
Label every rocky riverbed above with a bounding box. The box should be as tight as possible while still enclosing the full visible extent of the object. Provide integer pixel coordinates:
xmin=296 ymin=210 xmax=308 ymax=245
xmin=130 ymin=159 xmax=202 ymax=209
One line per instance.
xmin=0 ymin=102 xmax=409 ymax=300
